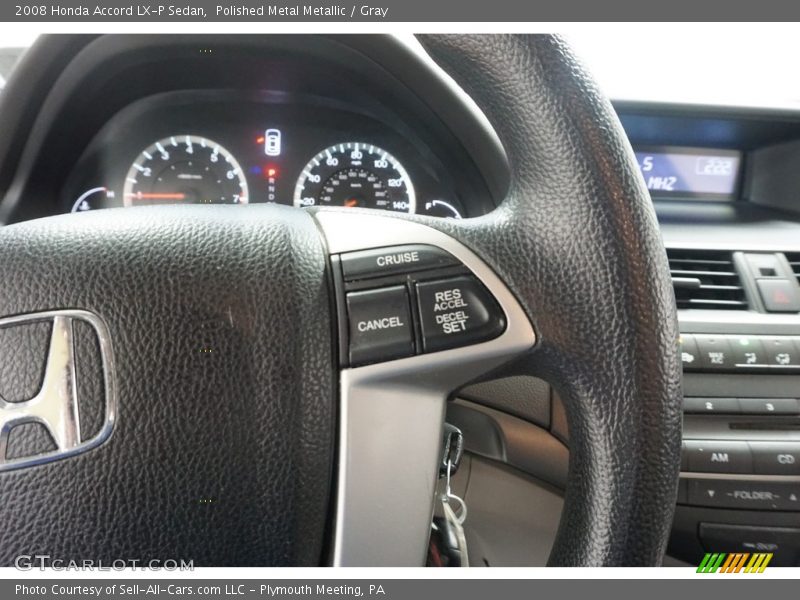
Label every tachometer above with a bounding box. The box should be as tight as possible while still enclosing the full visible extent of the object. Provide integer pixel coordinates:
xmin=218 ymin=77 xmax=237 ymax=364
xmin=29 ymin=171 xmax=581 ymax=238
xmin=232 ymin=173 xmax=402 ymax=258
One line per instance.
xmin=123 ymin=135 xmax=248 ymax=207
xmin=293 ymin=142 xmax=415 ymax=213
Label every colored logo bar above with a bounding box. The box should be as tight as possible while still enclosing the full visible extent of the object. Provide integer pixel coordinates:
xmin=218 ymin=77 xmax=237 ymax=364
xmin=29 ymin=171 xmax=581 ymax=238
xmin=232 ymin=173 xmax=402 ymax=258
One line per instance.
xmin=697 ymin=552 xmax=773 ymax=573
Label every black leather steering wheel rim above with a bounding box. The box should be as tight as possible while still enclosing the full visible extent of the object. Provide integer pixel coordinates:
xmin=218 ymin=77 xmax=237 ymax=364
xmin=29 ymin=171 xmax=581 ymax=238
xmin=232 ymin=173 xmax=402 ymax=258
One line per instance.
xmin=416 ymin=34 xmax=683 ymax=565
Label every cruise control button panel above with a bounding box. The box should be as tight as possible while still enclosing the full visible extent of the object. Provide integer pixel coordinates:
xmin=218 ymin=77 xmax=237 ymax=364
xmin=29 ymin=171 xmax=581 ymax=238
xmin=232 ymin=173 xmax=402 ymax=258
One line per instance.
xmin=416 ymin=276 xmax=505 ymax=353
xmin=335 ymin=245 xmax=508 ymax=367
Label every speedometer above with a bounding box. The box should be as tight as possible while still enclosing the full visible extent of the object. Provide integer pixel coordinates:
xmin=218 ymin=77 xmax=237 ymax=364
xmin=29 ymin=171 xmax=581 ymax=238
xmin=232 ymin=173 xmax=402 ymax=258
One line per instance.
xmin=123 ymin=135 xmax=248 ymax=207
xmin=293 ymin=142 xmax=415 ymax=213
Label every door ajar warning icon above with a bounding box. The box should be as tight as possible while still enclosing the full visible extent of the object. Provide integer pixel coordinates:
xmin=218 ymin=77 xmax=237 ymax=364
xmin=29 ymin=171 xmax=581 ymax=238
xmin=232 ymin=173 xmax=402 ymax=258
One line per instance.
xmin=0 ymin=310 xmax=116 ymax=472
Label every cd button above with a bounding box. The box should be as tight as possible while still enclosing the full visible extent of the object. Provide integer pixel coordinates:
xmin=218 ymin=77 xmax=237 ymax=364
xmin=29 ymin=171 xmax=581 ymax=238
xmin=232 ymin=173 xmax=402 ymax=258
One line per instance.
xmin=750 ymin=442 xmax=800 ymax=476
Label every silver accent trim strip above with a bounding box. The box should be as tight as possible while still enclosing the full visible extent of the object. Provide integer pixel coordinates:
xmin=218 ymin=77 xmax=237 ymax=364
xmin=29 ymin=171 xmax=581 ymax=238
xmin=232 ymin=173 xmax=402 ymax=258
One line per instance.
xmin=663 ymin=234 xmax=800 ymax=254
xmin=315 ymin=211 xmax=536 ymax=567
xmin=0 ymin=310 xmax=116 ymax=472
xmin=681 ymin=472 xmax=800 ymax=483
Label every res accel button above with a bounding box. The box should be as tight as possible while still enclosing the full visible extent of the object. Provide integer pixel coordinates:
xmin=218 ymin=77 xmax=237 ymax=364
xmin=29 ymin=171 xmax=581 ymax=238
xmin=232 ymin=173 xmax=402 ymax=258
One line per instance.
xmin=347 ymin=286 xmax=414 ymax=366
xmin=416 ymin=276 xmax=505 ymax=353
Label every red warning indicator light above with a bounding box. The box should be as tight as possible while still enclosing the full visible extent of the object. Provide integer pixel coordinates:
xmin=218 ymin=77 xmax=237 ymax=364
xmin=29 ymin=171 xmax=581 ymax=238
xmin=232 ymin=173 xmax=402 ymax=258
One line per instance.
xmin=256 ymin=136 xmax=265 ymax=144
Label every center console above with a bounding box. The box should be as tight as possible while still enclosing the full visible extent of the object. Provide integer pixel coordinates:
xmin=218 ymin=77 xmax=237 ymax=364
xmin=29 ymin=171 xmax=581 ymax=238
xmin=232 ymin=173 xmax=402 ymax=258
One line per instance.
xmin=616 ymin=101 xmax=800 ymax=567
xmin=666 ymin=251 xmax=800 ymax=566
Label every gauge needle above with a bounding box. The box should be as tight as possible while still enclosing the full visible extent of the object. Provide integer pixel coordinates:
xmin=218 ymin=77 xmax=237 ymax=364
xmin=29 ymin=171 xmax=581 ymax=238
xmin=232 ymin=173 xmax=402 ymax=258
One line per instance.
xmin=125 ymin=193 xmax=187 ymax=200
xmin=344 ymin=198 xmax=359 ymax=207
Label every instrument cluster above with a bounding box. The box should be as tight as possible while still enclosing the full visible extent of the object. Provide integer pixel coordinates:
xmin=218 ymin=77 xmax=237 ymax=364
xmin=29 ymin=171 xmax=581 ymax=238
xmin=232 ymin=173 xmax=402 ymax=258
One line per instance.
xmin=62 ymin=93 xmax=476 ymax=220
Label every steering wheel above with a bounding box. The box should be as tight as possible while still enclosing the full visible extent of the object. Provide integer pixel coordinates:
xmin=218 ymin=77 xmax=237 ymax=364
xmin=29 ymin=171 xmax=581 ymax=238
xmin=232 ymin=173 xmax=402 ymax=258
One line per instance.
xmin=0 ymin=34 xmax=682 ymax=567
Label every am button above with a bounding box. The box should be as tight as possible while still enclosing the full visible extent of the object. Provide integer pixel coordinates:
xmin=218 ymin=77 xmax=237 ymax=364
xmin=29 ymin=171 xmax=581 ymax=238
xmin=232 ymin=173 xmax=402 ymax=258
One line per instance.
xmin=685 ymin=440 xmax=753 ymax=474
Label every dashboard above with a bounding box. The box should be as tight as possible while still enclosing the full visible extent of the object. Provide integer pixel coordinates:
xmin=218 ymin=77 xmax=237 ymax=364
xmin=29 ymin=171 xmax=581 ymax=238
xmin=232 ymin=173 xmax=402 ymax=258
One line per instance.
xmin=63 ymin=92 xmax=471 ymax=219
xmin=0 ymin=35 xmax=504 ymax=227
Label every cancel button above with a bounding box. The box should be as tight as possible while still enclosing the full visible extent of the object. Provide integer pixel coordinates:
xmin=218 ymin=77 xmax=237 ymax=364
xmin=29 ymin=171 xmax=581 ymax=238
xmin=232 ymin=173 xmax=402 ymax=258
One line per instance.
xmin=417 ymin=276 xmax=505 ymax=353
xmin=347 ymin=286 xmax=414 ymax=366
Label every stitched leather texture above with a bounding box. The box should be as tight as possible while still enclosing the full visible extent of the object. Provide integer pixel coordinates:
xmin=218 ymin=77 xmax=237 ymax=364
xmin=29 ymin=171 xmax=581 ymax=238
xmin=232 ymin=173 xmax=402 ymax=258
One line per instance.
xmin=418 ymin=34 xmax=683 ymax=566
xmin=0 ymin=204 xmax=335 ymax=566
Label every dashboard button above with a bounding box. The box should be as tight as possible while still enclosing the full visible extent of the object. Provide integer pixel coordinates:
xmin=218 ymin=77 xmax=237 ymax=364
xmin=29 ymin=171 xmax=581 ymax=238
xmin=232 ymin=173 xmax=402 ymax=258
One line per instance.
xmin=416 ymin=276 xmax=505 ymax=353
xmin=347 ymin=286 xmax=414 ymax=366
xmin=341 ymin=244 xmax=459 ymax=281
xmin=683 ymin=397 xmax=739 ymax=414
xmin=679 ymin=334 xmax=700 ymax=370
xmin=744 ymin=252 xmax=785 ymax=278
xmin=685 ymin=440 xmax=752 ymax=474
xmin=738 ymin=398 xmax=800 ymax=415
xmin=695 ymin=335 xmax=735 ymax=370
xmin=728 ymin=335 xmax=768 ymax=367
xmin=756 ymin=279 xmax=800 ymax=313
xmin=699 ymin=524 xmax=800 ymax=567
xmin=761 ymin=336 xmax=799 ymax=368
xmin=688 ymin=479 xmax=800 ymax=511
xmin=750 ymin=442 xmax=800 ymax=476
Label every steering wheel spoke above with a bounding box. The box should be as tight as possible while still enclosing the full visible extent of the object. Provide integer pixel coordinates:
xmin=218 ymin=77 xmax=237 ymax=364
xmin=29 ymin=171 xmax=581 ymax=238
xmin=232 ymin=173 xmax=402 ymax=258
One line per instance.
xmin=315 ymin=210 xmax=535 ymax=566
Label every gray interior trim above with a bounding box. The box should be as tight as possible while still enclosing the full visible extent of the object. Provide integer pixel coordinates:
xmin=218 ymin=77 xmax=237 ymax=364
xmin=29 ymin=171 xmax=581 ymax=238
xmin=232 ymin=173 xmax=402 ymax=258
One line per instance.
xmin=680 ymin=472 xmax=800 ymax=482
xmin=459 ymin=375 xmax=551 ymax=428
xmin=678 ymin=310 xmax=800 ymax=335
xmin=447 ymin=399 xmax=568 ymax=489
xmin=663 ymin=228 xmax=800 ymax=254
xmin=458 ymin=455 xmax=562 ymax=567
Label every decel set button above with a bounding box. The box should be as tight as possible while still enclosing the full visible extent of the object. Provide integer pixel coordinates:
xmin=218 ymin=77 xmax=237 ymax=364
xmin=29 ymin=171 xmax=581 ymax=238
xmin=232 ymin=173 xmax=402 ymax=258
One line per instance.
xmin=416 ymin=276 xmax=506 ymax=353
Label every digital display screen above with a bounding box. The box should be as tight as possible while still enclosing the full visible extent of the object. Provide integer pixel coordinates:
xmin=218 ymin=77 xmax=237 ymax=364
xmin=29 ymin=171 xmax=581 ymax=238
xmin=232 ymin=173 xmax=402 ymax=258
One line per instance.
xmin=633 ymin=147 xmax=741 ymax=199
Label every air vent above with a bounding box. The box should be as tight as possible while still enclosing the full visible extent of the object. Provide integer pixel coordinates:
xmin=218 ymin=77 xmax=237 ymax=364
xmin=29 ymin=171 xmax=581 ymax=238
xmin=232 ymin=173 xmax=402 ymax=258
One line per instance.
xmin=786 ymin=252 xmax=800 ymax=286
xmin=667 ymin=249 xmax=748 ymax=310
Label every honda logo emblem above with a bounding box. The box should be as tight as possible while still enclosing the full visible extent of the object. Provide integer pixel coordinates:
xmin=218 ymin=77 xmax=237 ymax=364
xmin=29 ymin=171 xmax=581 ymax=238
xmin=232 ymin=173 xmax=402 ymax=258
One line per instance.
xmin=0 ymin=310 xmax=116 ymax=472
